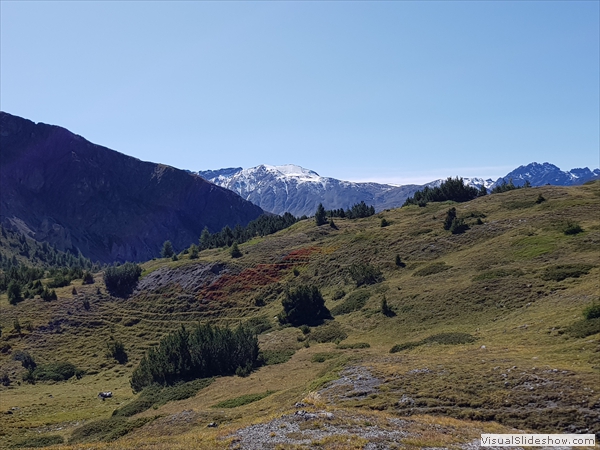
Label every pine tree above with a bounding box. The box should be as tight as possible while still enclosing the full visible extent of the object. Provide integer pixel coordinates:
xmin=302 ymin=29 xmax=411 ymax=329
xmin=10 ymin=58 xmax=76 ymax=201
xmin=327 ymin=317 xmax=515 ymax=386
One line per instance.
xmin=189 ymin=244 xmax=199 ymax=259
xmin=161 ymin=241 xmax=174 ymax=258
xmin=315 ymin=203 xmax=327 ymax=226
xmin=478 ymin=184 xmax=487 ymax=197
xmin=230 ymin=242 xmax=242 ymax=258
xmin=443 ymin=208 xmax=457 ymax=230
xmin=199 ymin=227 xmax=211 ymax=250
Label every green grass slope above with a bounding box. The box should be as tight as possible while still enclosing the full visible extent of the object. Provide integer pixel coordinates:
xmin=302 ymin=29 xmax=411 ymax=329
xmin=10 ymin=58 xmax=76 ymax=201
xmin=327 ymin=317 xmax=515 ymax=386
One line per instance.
xmin=0 ymin=182 xmax=598 ymax=449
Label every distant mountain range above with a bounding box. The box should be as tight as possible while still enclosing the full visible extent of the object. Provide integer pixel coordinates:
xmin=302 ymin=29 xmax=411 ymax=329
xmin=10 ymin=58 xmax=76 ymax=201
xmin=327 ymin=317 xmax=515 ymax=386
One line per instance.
xmin=199 ymin=163 xmax=599 ymax=216
xmin=0 ymin=112 xmax=263 ymax=263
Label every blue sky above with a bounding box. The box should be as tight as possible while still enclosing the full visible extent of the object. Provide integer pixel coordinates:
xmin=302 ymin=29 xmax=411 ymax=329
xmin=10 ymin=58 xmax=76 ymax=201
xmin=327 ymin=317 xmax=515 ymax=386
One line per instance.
xmin=1 ymin=1 xmax=598 ymax=184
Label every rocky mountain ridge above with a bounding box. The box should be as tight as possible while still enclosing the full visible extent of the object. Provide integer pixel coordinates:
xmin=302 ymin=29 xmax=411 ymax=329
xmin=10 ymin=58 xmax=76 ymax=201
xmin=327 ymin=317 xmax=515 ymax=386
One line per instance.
xmin=0 ymin=112 xmax=264 ymax=263
xmin=198 ymin=162 xmax=599 ymax=216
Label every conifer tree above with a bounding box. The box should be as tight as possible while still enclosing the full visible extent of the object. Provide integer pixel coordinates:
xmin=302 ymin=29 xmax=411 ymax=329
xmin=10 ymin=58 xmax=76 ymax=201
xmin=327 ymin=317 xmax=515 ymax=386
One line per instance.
xmin=315 ymin=203 xmax=327 ymax=226
xmin=443 ymin=207 xmax=457 ymax=230
xmin=230 ymin=242 xmax=242 ymax=258
xmin=161 ymin=240 xmax=174 ymax=258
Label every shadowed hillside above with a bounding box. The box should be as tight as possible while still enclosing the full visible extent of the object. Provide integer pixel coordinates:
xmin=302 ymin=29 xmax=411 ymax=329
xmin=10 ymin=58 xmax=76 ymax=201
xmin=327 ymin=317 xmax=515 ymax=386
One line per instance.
xmin=0 ymin=112 xmax=264 ymax=263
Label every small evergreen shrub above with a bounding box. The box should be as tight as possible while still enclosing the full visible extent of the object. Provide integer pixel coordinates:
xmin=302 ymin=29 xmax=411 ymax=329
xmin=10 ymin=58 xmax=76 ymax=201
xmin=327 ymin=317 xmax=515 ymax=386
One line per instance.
xmin=189 ymin=244 xmax=199 ymax=259
xmin=280 ymin=285 xmax=331 ymax=326
xmin=535 ymin=194 xmax=546 ymax=204
xmin=395 ymin=254 xmax=405 ymax=267
xmin=563 ymin=221 xmax=583 ymax=235
xmin=309 ymin=321 xmax=348 ymax=343
xmin=32 ymin=362 xmax=79 ymax=381
xmin=161 ymin=240 xmax=174 ymax=258
xmin=104 ymin=262 xmax=142 ymax=297
xmin=583 ymin=304 xmax=600 ymax=320
xmin=259 ymin=349 xmax=295 ymax=366
xmin=7 ymin=281 xmax=23 ymax=305
xmin=337 ymin=342 xmax=370 ymax=349
xmin=348 ymin=263 xmax=383 ymax=287
xmin=380 ymin=218 xmax=389 ymax=227
xmin=244 ymin=316 xmax=272 ymax=334
xmin=230 ymin=242 xmax=242 ymax=258
xmin=11 ymin=435 xmax=64 ymax=448
xmin=82 ymin=271 xmax=94 ymax=284
xmin=106 ymin=338 xmax=128 ymax=364
xmin=541 ymin=264 xmax=593 ymax=282
xmin=443 ymin=208 xmax=457 ymax=230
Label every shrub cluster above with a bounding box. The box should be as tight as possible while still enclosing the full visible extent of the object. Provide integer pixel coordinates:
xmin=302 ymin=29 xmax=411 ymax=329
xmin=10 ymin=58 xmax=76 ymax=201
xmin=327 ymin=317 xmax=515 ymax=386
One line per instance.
xmin=279 ymin=285 xmax=332 ymax=326
xmin=130 ymin=324 xmax=259 ymax=392
xmin=347 ymin=263 xmax=383 ymax=287
xmin=403 ymin=177 xmax=480 ymax=207
xmin=104 ymin=262 xmax=142 ymax=297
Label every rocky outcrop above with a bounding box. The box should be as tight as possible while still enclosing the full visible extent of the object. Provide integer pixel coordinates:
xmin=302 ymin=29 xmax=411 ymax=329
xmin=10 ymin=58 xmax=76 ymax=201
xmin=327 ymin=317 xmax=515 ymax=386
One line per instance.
xmin=0 ymin=112 xmax=264 ymax=263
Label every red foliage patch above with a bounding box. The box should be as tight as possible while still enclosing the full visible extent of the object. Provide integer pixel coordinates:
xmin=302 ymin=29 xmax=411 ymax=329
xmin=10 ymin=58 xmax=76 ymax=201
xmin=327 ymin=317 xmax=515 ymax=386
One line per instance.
xmin=281 ymin=246 xmax=321 ymax=263
xmin=199 ymin=247 xmax=321 ymax=301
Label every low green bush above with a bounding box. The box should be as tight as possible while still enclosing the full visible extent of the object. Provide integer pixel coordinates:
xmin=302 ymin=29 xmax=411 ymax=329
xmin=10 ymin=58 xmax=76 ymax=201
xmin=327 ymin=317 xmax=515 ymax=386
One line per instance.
xmin=113 ymin=378 xmax=213 ymax=418
xmin=541 ymin=264 xmax=593 ymax=282
xmin=70 ymin=417 xmax=153 ymax=443
xmin=583 ymin=304 xmax=600 ymax=320
xmin=32 ymin=362 xmax=81 ymax=381
xmin=563 ymin=221 xmax=583 ymax=235
xmin=212 ymin=391 xmax=274 ymax=408
xmin=473 ymin=268 xmax=524 ymax=281
xmin=244 ymin=316 xmax=272 ymax=334
xmin=389 ymin=342 xmax=421 ymax=353
xmin=259 ymin=349 xmax=295 ymax=366
xmin=330 ymin=289 xmax=370 ymax=316
xmin=311 ymin=352 xmax=339 ymax=363
xmin=309 ymin=321 xmax=348 ymax=343
xmin=348 ymin=263 xmax=383 ymax=287
xmin=337 ymin=342 xmax=370 ymax=349
xmin=11 ymin=435 xmax=64 ymax=448
xmin=566 ymin=318 xmax=600 ymax=338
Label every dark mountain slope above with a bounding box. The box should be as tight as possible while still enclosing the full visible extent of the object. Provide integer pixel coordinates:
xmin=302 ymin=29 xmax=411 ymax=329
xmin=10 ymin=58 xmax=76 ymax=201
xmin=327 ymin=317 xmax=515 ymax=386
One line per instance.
xmin=0 ymin=112 xmax=263 ymax=263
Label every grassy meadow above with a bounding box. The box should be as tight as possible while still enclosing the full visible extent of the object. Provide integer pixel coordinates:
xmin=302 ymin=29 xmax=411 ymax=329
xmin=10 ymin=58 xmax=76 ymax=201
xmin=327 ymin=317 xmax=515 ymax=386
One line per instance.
xmin=0 ymin=182 xmax=598 ymax=449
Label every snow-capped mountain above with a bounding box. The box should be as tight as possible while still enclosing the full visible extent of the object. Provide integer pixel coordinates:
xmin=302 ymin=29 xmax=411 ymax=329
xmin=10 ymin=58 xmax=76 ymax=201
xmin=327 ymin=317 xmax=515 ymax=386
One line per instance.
xmin=198 ymin=162 xmax=599 ymax=216
xmin=197 ymin=164 xmax=422 ymax=216
xmin=491 ymin=162 xmax=600 ymax=188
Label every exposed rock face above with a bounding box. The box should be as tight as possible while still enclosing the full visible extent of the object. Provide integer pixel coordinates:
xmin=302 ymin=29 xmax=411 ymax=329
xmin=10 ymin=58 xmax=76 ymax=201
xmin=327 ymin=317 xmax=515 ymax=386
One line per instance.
xmin=0 ymin=112 xmax=264 ymax=263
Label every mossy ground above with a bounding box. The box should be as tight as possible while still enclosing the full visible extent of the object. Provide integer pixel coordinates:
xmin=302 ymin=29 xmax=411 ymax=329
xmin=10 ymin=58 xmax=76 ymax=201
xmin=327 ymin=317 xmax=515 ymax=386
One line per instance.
xmin=1 ymin=183 xmax=599 ymax=448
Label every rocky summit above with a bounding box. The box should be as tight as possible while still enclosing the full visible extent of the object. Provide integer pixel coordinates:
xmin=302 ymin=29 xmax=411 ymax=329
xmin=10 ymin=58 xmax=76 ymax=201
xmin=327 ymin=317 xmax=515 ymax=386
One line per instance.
xmin=0 ymin=112 xmax=264 ymax=263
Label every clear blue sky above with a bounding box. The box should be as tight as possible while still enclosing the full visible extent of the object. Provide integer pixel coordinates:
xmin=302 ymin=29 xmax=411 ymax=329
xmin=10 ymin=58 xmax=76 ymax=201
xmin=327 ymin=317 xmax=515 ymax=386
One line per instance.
xmin=1 ymin=1 xmax=598 ymax=184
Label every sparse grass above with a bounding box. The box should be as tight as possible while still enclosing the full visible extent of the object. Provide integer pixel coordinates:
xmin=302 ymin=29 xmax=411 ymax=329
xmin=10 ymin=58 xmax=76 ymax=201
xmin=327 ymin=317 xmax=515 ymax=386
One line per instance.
xmin=413 ymin=262 xmax=450 ymax=277
xmin=69 ymin=417 xmax=154 ymax=443
xmin=311 ymin=352 xmax=340 ymax=363
xmin=391 ymin=332 xmax=476 ymax=353
xmin=212 ymin=390 xmax=274 ymax=408
xmin=473 ymin=268 xmax=524 ymax=281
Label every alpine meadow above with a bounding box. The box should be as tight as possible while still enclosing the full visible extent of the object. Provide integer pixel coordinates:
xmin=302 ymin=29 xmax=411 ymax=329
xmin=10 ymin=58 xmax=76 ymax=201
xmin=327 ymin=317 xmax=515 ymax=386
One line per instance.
xmin=1 ymin=180 xmax=598 ymax=449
